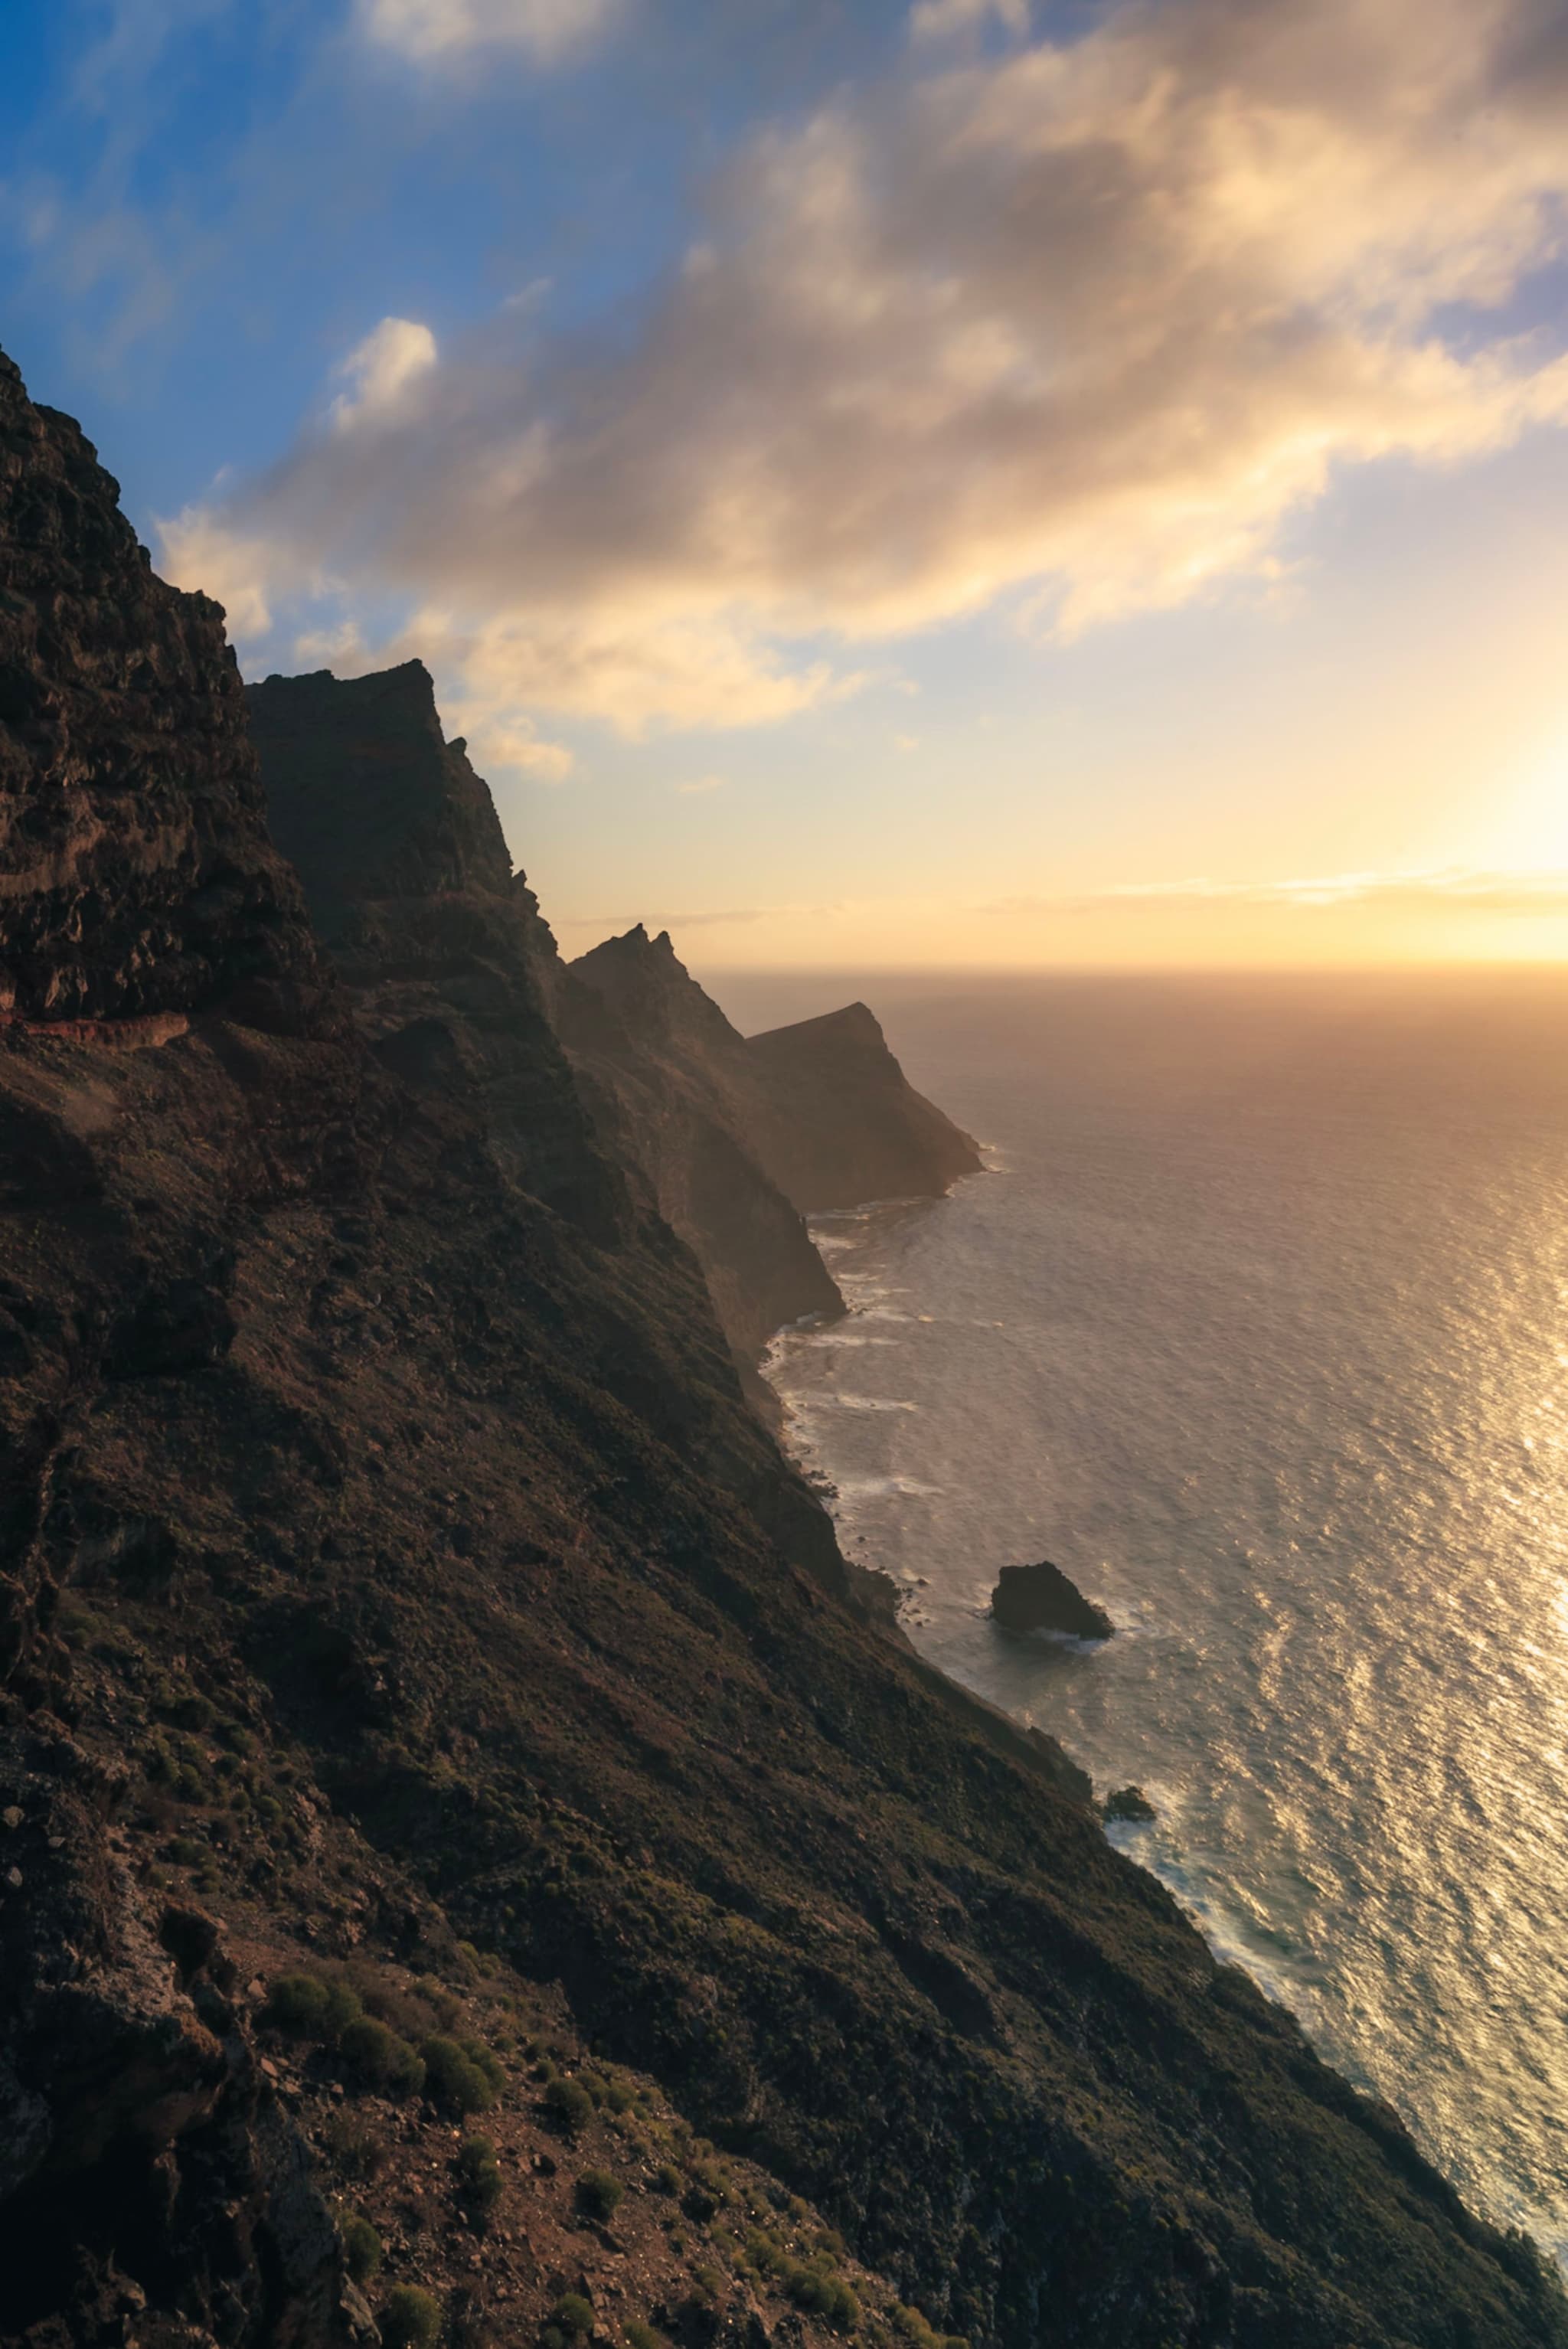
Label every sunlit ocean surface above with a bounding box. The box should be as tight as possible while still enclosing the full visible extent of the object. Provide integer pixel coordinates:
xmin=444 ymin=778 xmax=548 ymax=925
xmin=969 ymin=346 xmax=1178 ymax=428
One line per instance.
xmin=708 ymin=967 xmax=1568 ymax=2266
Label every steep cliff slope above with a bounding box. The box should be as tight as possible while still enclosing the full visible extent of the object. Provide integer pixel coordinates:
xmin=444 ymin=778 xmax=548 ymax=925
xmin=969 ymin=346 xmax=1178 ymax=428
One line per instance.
xmin=247 ymin=673 xmax=844 ymax=1382
xmin=557 ymin=927 xmax=845 ymax=1368
xmin=568 ymin=926 xmax=981 ymax=1222
xmin=5 ymin=349 xmax=1567 ymax=2349
xmin=744 ymin=1003 xmax=981 ymax=1211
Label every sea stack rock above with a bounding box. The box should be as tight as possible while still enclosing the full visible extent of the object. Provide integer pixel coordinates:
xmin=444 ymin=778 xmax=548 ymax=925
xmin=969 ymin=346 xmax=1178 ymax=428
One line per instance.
xmin=991 ymin=1560 xmax=1115 ymax=1641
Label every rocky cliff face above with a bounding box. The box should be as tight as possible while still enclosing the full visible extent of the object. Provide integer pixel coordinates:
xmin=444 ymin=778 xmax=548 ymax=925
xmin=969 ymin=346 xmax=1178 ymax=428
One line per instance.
xmin=744 ymin=1001 xmax=981 ymax=1210
xmin=569 ymin=928 xmax=981 ymax=1220
xmin=247 ymin=662 xmax=629 ymax=1246
xmin=557 ymin=927 xmax=845 ymax=1376
xmin=5 ymin=348 xmax=1568 ymax=2349
xmin=0 ymin=353 xmax=325 ymax=1034
xmin=560 ymin=924 xmax=979 ymax=1377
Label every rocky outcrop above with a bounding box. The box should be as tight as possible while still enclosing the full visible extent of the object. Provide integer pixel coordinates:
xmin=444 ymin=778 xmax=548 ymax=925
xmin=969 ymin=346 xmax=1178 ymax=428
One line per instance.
xmin=5 ymin=348 xmax=1568 ymax=2349
xmin=745 ymin=1000 xmax=982 ymax=1210
xmin=992 ymin=1561 xmax=1115 ymax=1641
xmin=1104 ymin=1785 xmax=1157 ymax=1824
xmin=560 ymin=925 xmax=978 ymax=1378
xmin=247 ymin=660 xmax=628 ymax=1243
xmin=246 ymin=662 xmax=513 ymax=917
xmin=569 ymin=927 xmax=982 ymax=1222
xmin=557 ymin=927 xmax=844 ymax=1374
xmin=0 ymin=354 xmax=325 ymax=1034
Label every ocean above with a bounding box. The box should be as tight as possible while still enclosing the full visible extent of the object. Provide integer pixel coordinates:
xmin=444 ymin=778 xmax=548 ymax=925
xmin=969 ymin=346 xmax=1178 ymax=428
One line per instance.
xmin=706 ymin=965 xmax=1568 ymax=2268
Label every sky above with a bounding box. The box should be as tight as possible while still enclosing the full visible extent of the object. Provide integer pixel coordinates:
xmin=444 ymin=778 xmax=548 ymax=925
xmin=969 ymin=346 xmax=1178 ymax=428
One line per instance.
xmin=6 ymin=0 xmax=1568 ymax=969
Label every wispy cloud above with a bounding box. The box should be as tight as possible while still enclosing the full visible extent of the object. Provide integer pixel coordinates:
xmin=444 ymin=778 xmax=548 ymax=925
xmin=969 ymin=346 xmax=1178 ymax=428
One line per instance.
xmin=983 ymin=868 xmax=1568 ymax=917
xmin=163 ymin=0 xmax=1568 ymax=745
xmin=909 ymin=0 xmax=1030 ymax=44
xmin=675 ymin=774 xmax=727 ymax=795
xmin=358 ymin=0 xmax=622 ymax=67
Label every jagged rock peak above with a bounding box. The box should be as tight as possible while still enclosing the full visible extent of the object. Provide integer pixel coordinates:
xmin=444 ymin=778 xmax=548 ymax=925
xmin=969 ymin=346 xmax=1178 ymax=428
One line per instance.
xmin=571 ymin=922 xmax=742 ymax=1050
xmin=0 ymin=347 xmax=326 ymax=1030
xmin=246 ymin=658 xmax=515 ymax=929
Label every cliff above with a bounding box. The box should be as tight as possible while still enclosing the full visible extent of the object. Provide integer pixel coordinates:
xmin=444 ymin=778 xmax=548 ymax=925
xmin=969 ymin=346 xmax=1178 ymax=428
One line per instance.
xmin=0 ymin=353 xmax=325 ymax=1037
xmin=557 ymin=926 xmax=844 ymax=1374
xmin=245 ymin=662 xmax=625 ymax=1244
xmin=744 ymin=1002 xmax=981 ymax=1211
xmin=4 ymin=347 xmax=1566 ymax=2349
xmin=560 ymin=923 xmax=979 ymax=1376
xmin=567 ymin=927 xmax=982 ymax=1222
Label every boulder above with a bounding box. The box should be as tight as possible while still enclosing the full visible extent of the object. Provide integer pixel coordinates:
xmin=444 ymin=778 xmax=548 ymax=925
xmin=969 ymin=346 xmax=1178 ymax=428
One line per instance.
xmin=991 ymin=1560 xmax=1114 ymax=1641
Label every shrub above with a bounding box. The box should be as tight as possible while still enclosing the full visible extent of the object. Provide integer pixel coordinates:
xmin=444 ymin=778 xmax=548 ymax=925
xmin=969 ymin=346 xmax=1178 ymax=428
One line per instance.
xmin=652 ymin=2163 xmax=682 ymax=2196
xmin=381 ymin=2288 xmax=442 ymax=2349
xmin=828 ymin=2284 xmax=861 ymax=2333
xmin=550 ymin=2295 xmax=595 ymax=2338
xmin=575 ymin=2168 xmax=624 ymax=2221
xmin=681 ymin=2181 xmax=720 ymax=2223
xmin=421 ymin=2035 xmax=499 ymax=2115
xmin=625 ymin=2323 xmax=663 ymax=2349
xmin=265 ymin=1973 xmax=361 ymax=2043
xmin=339 ymin=2213 xmax=382 ymax=2285
xmin=459 ymin=2135 xmax=504 ymax=2210
xmin=545 ymin=2076 xmax=594 ymax=2135
xmin=322 ymin=2113 xmax=389 ymax=2179
xmin=341 ymin=2017 xmax=426 ymax=2097
xmin=891 ymin=2308 xmax=959 ymax=2349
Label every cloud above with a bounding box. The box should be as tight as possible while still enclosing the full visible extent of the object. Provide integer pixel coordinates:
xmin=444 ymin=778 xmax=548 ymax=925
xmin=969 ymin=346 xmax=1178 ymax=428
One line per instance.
xmin=983 ymin=867 xmax=1568 ymax=917
xmin=676 ymin=774 xmax=727 ymax=794
xmin=331 ymin=317 xmax=439 ymax=431
xmin=164 ymin=0 xmax=1568 ymax=737
xmin=909 ymin=0 xmax=1030 ymax=43
xmin=358 ymin=0 xmax=620 ymax=65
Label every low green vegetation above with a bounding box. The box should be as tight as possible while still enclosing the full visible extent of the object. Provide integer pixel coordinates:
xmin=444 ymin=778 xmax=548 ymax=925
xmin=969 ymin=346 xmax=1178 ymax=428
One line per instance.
xmin=420 ymin=2033 xmax=505 ymax=2114
xmin=547 ymin=2293 xmax=595 ymax=2341
xmin=575 ymin=2167 xmax=624 ymax=2220
xmin=341 ymin=2015 xmax=426 ymax=2096
xmin=544 ymin=2074 xmax=594 ymax=2134
xmin=458 ymin=2134 xmax=504 ymax=2209
xmin=338 ymin=2212 xmax=382 ymax=2285
xmin=263 ymin=1972 xmax=360 ymax=2040
xmin=380 ymin=2287 xmax=443 ymax=2349
xmin=892 ymin=2305 xmax=968 ymax=2349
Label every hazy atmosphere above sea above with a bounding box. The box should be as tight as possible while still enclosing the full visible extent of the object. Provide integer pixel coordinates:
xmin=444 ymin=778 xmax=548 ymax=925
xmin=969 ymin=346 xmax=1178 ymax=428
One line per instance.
xmin=8 ymin=0 xmax=1568 ymax=969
